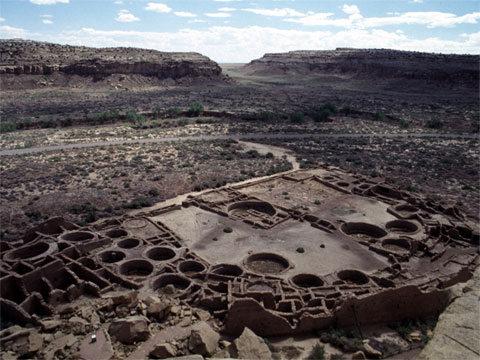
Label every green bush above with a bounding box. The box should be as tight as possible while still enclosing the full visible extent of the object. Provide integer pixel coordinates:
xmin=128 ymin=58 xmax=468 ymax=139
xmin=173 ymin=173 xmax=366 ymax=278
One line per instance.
xmin=312 ymin=109 xmax=332 ymax=122
xmin=124 ymin=196 xmax=154 ymax=209
xmin=399 ymin=118 xmax=410 ymax=129
xmin=258 ymin=111 xmax=276 ymax=121
xmin=126 ymin=110 xmax=146 ymax=126
xmin=374 ymin=111 xmax=385 ymax=121
xmin=309 ymin=103 xmax=337 ymax=122
xmin=177 ymin=119 xmax=189 ymax=127
xmin=321 ymin=103 xmax=337 ymax=114
xmin=290 ymin=112 xmax=305 ymax=123
xmin=0 ymin=121 xmax=17 ymax=133
xmin=166 ymin=107 xmax=181 ymax=117
xmin=94 ymin=110 xmax=119 ymax=124
xmin=187 ymin=102 xmax=204 ymax=117
xmin=425 ymin=118 xmax=443 ymax=129
xmin=307 ymin=343 xmax=325 ymax=360
xmin=341 ymin=106 xmax=354 ymax=115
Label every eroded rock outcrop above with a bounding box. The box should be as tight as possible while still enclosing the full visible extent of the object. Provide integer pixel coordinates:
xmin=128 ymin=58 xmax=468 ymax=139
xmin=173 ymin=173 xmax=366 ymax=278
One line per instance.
xmin=244 ymin=48 xmax=479 ymax=87
xmin=0 ymin=39 xmax=223 ymax=81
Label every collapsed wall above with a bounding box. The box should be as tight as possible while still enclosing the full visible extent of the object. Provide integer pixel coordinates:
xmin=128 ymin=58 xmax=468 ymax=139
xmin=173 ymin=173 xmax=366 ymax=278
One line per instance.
xmin=0 ymin=167 xmax=478 ymax=336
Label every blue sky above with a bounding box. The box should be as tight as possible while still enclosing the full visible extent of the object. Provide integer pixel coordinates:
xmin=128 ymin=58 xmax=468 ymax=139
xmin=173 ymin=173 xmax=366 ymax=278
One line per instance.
xmin=0 ymin=0 xmax=479 ymax=62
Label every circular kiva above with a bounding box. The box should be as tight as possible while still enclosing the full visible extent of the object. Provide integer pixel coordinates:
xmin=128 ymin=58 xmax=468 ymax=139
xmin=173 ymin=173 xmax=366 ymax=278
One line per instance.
xmin=211 ymin=263 xmax=244 ymax=277
xmin=337 ymin=269 xmax=369 ymax=285
xmin=394 ymin=203 xmax=419 ymax=213
xmin=341 ymin=222 xmax=387 ymax=239
xmin=245 ymin=252 xmax=290 ymax=274
xmin=122 ymin=218 xmax=149 ymax=229
xmin=227 ymin=201 xmax=276 ymax=217
xmin=385 ymin=220 xmax=418 ymax=234
xmin=152 ymin=274 xmax=191 ymax=295
xmin=105 ymin=228 xmax=128 ymax=239
xmin=59 ymin=231 xmax=96 ymax=242
xmin=117 ymin=238 xmax=141 ymax=249
xmin=290 ymin=273 xmax=324 ymax=288
xmin=98 ymin=250 xmax=126 ymax=264
xmin=119 ymin=259 xmax=154 ymax=277
xmin=178 ymin=260 xmax=206 ymax=275
xmin=145 ymin=246 xmax=176 ymax=262
xmin=3 ymin=241 xmax=56 ymax=262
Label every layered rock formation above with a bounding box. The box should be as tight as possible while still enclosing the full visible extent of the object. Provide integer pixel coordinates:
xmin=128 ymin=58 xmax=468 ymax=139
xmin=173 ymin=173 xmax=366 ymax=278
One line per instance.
xmin=244 ymin=48 xmax=479 ymax=86
xmin=0 ymin=39 xmax=222 ymax=80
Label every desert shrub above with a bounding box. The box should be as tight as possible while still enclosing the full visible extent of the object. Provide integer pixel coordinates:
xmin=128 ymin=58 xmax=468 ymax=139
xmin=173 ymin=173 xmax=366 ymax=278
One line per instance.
xmin=37 ymin=118 xmax=57 ymax=129
xmin=374 ymin=111 xmax=385 ymax=121
xmin=425 ymin=118 xmax=443 ymax=129
xmin=319 ymin=328 xmax=362 ymax=352
xmin=258 ymin=111 xmax=276 ymax=121
xmin=399 ymin=118 xmax=410 ymax=129
xmin=94 ymin=110 xmax=119 ymax=124
xmin=177 ymin=119 xmax=189 ymax=126
xmin=308 ymin=103 xmax=337 ymax=122
xmin=245 ymin=149 xmax=260 ymax=158
xmin=0 ymin=121 xmax=17 ymax=133
xmin=126 ymin=110 xmax=146 ymax=126
xmin=290 ymin=112 xmax=305 ymax=123
xmin=341 ymin=106 xmax=354 ymax=115
xmin=166 ymin=107 xmax=181 ymax=117
xmin=15 ymin=118 xmax=34 ymax=130
xmin=307 ymin=343 xmax=325 ymax=360
xmin=312 ymin=109 xmax=332 ymax=122
xmin=124 ymin=196 xmax=154 ymax=209
xmin=25 ymin=210 xmax=42 ymax=221
xmin=321 ymin=103 xmax=337 ymax=114
xmin=389 ymin=318 xmax=436 ymax=343
xmin=187 ymin=102 xmax=204 ymax=117
xmin=68 ymin=203 xmax=98 ymax=224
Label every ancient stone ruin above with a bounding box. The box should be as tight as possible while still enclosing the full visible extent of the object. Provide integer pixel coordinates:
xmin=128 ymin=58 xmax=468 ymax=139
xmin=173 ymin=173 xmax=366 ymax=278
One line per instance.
xmin=1 ymin=167 xmax=478 ymax=338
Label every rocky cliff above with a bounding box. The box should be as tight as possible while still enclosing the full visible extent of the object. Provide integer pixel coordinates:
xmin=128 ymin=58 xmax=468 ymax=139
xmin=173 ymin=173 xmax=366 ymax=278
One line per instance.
xmin=244 ymin=48 xmax=479 ymax=87
xmin=0 ymin=39 xmax=222 ymax=81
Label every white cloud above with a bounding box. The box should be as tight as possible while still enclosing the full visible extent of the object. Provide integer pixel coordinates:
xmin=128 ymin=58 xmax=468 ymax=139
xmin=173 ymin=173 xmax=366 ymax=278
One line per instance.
xmin=213 ymin=0 xmax=241 ymax=2
xmin=0 ymin=17 xmax=5 ymax=22
xmin=189 ymin=19 xmax=206 ymax=23
xmin=218 ymin=7 xmax=236 ymax=12
xmin=113 ymin=0 xmax=123 ymax=4
xmin=341 ymin=4 xmax=360 ymax=15
xmin=32 ymin=26 xmax=479 ymax=63
xmin=205 ymin=12 xmax=231 ymax=18
xmin=115 ymin=9 xmax=140 ymax=23
xmin=30 ymin=0 xmax=69 ymax=4
xmin=145 ymin=2 xmax=172 ymax=13
xmin=361 ymin=12 xmax=480 ymax=28
xmin=174 ymin=11 xmax=197 ymax=18
xmin=40 ymin=14 xmax=53 ymax=24
xmin=242 ymin=7 xmax=305 ymax=17
xmin=287 ymin=7 xmax=480 ymax=29
xmin=0 ymin=25 xmax=28 ymax=38
xmin=412 ymin=0 xmax=423 ymax=3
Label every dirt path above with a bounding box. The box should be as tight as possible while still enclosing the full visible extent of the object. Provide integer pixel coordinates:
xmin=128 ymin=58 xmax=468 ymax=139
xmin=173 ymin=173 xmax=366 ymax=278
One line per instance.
xmin=239 ymin=140 xmax=301 ymax=170
xmin=1 ymin=132 xmax=477 ymax=157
